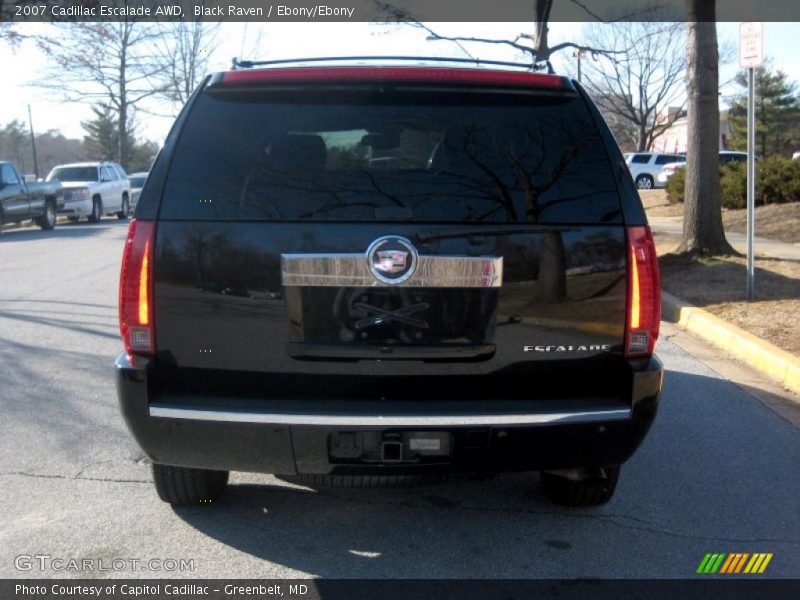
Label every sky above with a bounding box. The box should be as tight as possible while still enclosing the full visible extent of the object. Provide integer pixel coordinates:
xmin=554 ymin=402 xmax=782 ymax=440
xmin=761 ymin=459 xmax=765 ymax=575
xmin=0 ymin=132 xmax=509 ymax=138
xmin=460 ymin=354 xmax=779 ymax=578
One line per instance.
xmin=2 ymin=22 xmax=799 ymax=145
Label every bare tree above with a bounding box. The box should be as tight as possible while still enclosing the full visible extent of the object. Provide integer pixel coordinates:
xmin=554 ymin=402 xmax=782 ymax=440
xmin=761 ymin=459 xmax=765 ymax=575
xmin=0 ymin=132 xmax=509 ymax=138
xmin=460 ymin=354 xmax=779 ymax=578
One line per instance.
xmin=0 ymin=0 xmax=20 ymax=49
xmin=155 ymin=21 xmax=220 ymax=109
xmin=0 ymin=23 xmax=21 ymax=48
xmin=34 ymin=21 xmax=166 ymax=169
xmin=679 ymin=0 xmax=734 ymax=255
xmin=580 ymin=22 xmax=686 ymax=151
xmin=0 ymin=0 xmax=16 ymax=46
xmin=375 ymin=0 xmax=629 ymax=66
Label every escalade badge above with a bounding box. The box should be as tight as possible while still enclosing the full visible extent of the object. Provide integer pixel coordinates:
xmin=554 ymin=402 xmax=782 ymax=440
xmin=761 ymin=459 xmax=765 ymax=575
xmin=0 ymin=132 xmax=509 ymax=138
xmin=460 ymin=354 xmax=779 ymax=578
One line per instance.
xmin=366 ymin=236 xmax=418 ymax=284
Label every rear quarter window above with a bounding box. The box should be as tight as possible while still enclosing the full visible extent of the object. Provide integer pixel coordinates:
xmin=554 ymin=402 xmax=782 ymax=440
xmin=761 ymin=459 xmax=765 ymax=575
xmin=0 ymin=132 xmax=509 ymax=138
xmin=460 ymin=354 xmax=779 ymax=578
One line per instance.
xmin=160 ymin=88 xmax=622 ymax=224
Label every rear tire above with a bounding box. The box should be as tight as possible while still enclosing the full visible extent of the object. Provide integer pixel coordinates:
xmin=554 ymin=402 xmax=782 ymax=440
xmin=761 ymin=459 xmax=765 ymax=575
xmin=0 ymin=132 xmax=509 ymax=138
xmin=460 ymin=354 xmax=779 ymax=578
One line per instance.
xmin=38 ymin=201 xmax=56 ymax=231
xmin=152 ymin=463 xmax=229 ymax=506
xmin=117 ymin=195 xmax=129 ymax=219
xmin=87 ymin=197 xmax=102 ymax=223
xmin=635 ymin=174 xmax=654 ymax=190
xmin=541 ymin=466 xmax=620 ymax=507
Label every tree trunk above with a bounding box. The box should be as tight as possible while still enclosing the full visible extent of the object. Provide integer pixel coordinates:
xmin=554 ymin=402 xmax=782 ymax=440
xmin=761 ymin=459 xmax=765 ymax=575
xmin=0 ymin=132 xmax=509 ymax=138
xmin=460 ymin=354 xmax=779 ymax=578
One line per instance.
xmin=638 ymin=123 xmax=647 ymax=152
xmin=118 ymin=25 xmax=130 ymax=169
xmin=678 ymin=1 xmax=734 ymax=256
xmin=532 ymin=0 xmax=553 ymax=60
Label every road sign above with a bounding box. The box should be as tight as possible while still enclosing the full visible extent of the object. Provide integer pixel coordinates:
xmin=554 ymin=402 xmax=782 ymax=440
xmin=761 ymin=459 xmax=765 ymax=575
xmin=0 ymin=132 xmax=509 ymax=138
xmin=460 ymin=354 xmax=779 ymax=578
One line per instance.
xmin=739 ymin=22 xmax=764 ymax=69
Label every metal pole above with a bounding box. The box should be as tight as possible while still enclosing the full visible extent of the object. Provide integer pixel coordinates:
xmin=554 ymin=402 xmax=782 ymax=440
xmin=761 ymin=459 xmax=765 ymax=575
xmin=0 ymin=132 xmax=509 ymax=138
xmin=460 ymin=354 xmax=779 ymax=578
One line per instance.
xmin=576 ymin=50 xmax=582 ymax=83
xmin=27 ymin=105 xmax=39 ymax=180
xmin=746 ymin=67 xmax=755 ymax=301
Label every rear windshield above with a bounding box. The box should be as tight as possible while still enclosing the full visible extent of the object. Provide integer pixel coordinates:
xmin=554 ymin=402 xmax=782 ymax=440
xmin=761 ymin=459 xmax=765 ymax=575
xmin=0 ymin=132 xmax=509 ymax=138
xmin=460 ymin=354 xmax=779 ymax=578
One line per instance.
xmin=160 ymin=90 xmax=621 ymax=223
xmin=48 ymin=167 xmax=98 ymax=182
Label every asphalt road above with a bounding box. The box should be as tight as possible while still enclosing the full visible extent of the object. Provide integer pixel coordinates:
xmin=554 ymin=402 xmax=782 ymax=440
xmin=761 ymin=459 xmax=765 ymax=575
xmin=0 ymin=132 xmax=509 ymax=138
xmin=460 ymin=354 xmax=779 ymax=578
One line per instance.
xmin=1 ymin=219 xmax=799 ymax=579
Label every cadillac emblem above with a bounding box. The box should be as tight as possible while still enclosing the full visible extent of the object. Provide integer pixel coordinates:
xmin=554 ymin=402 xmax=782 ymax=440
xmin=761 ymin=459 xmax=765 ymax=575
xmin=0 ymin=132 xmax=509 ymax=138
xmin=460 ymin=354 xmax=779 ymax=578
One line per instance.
xmin=366 ymin=236 xmax=418 ymax=284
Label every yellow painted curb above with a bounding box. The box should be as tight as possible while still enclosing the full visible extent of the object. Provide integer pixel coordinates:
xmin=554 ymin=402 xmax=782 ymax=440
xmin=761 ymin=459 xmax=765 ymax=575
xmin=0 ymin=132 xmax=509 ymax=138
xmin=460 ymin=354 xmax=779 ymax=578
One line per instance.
xmin=662 ymin=291 xmax=800 ymax=395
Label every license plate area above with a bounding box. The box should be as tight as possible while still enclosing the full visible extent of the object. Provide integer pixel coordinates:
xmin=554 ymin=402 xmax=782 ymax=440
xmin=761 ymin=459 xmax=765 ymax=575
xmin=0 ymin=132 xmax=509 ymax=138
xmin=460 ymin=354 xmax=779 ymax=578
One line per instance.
xmin=328 ymin=431 xmax=452 ymax=464
xmin=286 ymin=287 xmax=499 ymax=346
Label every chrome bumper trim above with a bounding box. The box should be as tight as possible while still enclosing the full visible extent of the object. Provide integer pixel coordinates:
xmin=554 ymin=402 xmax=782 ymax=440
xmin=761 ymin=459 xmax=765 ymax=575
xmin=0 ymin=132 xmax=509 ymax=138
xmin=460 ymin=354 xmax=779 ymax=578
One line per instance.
xmin=281 ymin=253 xmax=503 ymax=288
xmin=148 ymin=405 xmax=630 ymax=426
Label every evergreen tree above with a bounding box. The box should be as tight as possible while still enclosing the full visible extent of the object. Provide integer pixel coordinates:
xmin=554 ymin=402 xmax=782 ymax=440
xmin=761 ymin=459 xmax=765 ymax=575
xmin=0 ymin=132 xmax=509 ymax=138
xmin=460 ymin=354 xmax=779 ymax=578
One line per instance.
xmin=81 ymin=104 xmax=157 ymax=172
xmin=728 ymin=65 xmax=800 ymax=158
xmin=82 ymin=104 xmax=122 ymax=162
xmin=0 ymin=120 xmax=31 ymax=172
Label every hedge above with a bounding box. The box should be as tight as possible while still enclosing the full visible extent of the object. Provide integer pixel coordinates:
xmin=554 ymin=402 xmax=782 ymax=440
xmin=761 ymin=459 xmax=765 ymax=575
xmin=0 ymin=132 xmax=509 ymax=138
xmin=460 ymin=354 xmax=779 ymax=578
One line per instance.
xmin=665 ymin=157 xmax=800 ymax=209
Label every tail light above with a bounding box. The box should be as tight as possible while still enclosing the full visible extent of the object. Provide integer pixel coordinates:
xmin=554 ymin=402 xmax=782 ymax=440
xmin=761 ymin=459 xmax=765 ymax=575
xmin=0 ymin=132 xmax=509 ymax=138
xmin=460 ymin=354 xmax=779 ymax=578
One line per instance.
xmin=625 ymin=226 xmax=660 ymax=357
xmin=119 ymin=219 xmax=156 ymax=355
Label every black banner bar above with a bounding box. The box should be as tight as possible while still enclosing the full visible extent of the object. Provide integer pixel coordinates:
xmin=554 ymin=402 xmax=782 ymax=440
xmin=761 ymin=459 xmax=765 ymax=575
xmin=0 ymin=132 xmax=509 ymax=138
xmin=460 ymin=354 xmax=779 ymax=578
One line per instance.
xmin=4 ymin=0 xmax=800 ymax=23
xmin=4 ymin=579 xmax=800 ymax=600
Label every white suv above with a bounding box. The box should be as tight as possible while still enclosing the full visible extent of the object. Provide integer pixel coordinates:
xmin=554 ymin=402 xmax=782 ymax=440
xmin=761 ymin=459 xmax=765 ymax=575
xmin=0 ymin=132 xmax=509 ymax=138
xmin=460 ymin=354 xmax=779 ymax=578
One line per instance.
xmin=624 ymin=152 xmax=685 ymax=190
xmin=656 ymin=151 xmax=749 ymax=185
xmin=47 ymin=162 xmax=131 ymax=222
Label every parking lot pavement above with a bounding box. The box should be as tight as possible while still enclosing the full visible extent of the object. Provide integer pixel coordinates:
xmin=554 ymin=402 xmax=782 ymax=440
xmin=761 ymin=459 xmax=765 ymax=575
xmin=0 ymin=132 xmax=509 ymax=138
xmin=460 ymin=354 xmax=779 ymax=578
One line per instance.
xmin=1 ymin=221 xmax=799 ymax=579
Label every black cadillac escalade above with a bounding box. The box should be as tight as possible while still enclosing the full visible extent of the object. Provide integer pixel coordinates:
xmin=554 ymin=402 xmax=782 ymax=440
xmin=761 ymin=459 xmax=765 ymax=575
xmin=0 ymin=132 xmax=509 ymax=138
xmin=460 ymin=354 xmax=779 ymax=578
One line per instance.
xmin=116 ymin=59 xmax=663 ymax=507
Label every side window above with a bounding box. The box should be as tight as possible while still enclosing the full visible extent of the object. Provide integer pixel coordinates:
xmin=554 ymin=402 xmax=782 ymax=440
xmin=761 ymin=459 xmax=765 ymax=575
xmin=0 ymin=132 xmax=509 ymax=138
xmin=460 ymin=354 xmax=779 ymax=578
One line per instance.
xmin=1 ymin=165 xmax=20 ymax=185
xmin=655 ymin=154 xmax=680 ymax=165
xmin=631 ymin=154 xmax=651 ymax=164
xmin=103 ymin=166 xmax=118 ymax=181
xmin=114 ymin=164 xmax=128 ymax=179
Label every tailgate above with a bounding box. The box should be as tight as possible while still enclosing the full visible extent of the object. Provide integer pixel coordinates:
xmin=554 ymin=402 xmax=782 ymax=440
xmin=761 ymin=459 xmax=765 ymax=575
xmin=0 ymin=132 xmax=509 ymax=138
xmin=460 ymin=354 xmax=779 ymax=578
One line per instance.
xmin=148 ymin=75 xmax=631 ymax=396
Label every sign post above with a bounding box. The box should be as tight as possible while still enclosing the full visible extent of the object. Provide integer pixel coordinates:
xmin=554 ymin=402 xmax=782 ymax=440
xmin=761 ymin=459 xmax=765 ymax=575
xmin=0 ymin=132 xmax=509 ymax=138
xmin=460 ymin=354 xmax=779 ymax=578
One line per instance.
xmin=739 ymin=22 xmax=763 ymax=301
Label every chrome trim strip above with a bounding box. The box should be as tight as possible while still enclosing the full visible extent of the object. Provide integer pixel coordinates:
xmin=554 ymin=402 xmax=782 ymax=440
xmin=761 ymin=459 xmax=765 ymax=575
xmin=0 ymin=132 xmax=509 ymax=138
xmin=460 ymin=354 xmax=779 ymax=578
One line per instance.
xmin=281 ymin=253 xmax=503 ymax=288
xmin=149 ymin=405 xmax=629 ymax=426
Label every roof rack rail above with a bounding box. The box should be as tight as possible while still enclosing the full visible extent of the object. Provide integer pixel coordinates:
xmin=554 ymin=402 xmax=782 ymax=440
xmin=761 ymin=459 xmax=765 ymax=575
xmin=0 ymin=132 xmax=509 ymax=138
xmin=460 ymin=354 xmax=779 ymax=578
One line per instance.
xmin=230 ymin=55 xmax=555 ymax=74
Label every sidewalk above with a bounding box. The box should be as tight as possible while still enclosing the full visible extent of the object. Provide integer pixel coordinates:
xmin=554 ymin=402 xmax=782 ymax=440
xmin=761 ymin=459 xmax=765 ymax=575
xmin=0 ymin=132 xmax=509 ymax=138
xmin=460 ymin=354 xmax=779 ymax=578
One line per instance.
xmin=649 ymin=216 xmax=800 ymax=261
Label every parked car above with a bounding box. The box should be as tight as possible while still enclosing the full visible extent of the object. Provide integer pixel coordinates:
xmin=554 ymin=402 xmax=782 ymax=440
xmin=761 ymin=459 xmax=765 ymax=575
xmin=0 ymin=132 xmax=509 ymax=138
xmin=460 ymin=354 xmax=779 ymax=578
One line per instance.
xmin=0 ymin=161 xmax=63 ymax=234
xmin=116 ymin=60 xmax=663 ymax=508
xmin=127 ymin=171 xmax=148 ymax=212
xmin=46 ymin=161 xmax=131 ymax=222
xmin=657 ymin=151 xmax=750 ymax=185
xmin=624 ymin=152 xmax=685 ymax=189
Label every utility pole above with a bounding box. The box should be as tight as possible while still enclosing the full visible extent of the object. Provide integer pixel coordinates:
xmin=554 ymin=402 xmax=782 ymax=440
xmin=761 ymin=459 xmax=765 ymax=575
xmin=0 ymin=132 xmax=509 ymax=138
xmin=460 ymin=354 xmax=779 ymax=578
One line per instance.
xmin=27 ymin=105 xmax=39 ymax=180
xmin=573 ymin=49 xmax=584 ymax=82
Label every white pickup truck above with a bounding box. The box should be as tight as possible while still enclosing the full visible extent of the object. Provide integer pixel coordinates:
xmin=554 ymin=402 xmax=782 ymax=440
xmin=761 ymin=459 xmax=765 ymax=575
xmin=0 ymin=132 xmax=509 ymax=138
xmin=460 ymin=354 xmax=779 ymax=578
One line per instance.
xmin=47 ymin=162 xmax=131 ymax=222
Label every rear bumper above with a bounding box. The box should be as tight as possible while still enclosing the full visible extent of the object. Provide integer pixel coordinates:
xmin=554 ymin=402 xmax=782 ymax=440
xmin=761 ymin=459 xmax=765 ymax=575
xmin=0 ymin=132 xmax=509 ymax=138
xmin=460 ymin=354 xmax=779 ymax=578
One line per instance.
xmin=116 ymin=353 xmax=663 ymax=476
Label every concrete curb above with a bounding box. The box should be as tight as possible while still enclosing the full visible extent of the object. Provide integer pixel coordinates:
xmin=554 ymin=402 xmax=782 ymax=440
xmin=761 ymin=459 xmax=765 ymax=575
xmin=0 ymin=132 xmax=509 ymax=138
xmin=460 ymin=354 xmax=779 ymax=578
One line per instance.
xmin=662 ymin=291 xmax=800 ymax=395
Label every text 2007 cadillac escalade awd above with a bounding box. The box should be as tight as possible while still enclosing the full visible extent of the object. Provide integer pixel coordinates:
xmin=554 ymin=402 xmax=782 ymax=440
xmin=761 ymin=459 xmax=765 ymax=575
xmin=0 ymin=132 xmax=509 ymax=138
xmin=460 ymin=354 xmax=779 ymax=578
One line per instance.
xmin=115 ymin=61 xmax=663 ymax=507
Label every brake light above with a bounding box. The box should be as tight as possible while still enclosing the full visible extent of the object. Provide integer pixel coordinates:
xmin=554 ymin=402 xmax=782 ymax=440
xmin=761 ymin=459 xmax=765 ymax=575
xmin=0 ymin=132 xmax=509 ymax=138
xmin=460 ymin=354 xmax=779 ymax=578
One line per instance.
xmin=119 ymin=219 xmax=156 ymax=355
xmin=221 ymin=67 xmax=565 ymax=89
xmin=625 ymin=226 xmax=660 ymax=357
